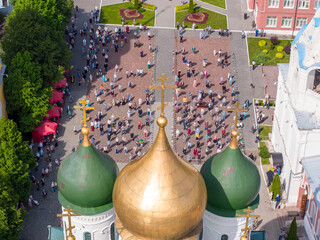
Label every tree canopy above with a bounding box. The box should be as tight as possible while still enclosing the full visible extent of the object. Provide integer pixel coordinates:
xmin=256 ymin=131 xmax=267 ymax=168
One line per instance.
xmin=4 ymin=51 xmax=52 ymax=133
xmin=0 ymin=117 xmax=34 ymax=239
xmin=2 ymin=7 xmax=71 ymax=84
xmin=10 ymin=0 xmax=73 ymax=30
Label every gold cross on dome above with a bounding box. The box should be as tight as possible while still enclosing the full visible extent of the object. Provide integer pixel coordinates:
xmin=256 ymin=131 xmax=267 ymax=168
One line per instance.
xmin=57 ymin=206 xmax=82 ymax=239
xmin=236 ymin=206 xmax=260 ymax=239
xmin=74 ymin=99 xmax=94 ymax=127
xmin=228 ymin=101 xmax=247 ymax=130
xmin=150 ymin=74 xmax=177 ymax=117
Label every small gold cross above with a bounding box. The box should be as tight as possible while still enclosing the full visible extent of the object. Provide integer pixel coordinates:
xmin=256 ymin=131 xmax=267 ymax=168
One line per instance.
xmin=150 ymin=74 xmax=177 ymax=117
xmin=74 ymin=99 xmax=95 ymax=127
xmin=236 ymin=207 xmax=260 ymax=239
xmin=228 ymin=102 xmax=248 ymax=130
xmin=57 ymin=206 xmax=82 ymax=239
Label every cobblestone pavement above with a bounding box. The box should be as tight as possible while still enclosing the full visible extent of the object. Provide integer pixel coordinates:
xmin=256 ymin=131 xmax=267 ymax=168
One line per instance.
xmin=173 ymin=35 xmax=244 ymax=163
xmin=86 ymin=31 xmax=155 ymax=162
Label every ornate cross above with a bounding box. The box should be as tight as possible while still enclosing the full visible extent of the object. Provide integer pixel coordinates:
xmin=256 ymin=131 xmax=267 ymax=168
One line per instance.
xmin=57 ymin=206 xmax=82 ymax=239
xmin=236 ymin=206 xmax=260 ymax=239
xmin=150 ymin=74 xmax=177 ymax=117
xmin=228 ymin=102 xmax=247 ymax=130
xmin=74 ymin=99 xmax=94 ymax=127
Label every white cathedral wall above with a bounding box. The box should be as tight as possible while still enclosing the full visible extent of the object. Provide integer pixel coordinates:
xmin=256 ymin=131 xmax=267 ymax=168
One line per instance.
xmin=61 ymin=207 xmax=115 ymax=240
xmin=202 ymin=210 xmax=250 ymax=240
xmin=272 ymin=67 xmax=320 ymax=204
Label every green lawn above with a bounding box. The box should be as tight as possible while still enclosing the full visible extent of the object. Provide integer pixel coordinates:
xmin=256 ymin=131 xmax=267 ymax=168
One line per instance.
xmin=259 ymin=125 xmax=272 ymax=141
xmin=100 ymin=2 xmax=155 ymax=26
xmin=247 ymin=37 xmax=292 ymax=65
xmin=199 ymin=0 xmax=226 ymax=9
xmin=176 ymin=7 xmax=227 ymax=29
xmin=259 ymin=142 xmax=270 ymax=165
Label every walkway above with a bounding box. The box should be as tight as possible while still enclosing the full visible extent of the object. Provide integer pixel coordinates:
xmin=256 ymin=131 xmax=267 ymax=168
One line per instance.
xmin=150 ymin=28 xmax=176 ymax=142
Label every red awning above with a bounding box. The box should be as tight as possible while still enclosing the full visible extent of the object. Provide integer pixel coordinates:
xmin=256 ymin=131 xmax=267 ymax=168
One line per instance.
xmin=32 ymin=120 xmax=58 ymax=143
xmin=45 ymin=106 xmax=61 ymax=123
xmin=54 ymin=79 xmax=67 ymax=89
xmin=49 ymin=90 xmax=64 ymax=105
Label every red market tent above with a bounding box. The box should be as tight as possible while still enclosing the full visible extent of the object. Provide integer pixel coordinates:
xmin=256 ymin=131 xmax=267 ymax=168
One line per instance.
xmin=32 ymin=120 xmax=58 ymax=143
xmin=54 ymin=79 xmax=67 ymax=89
xmin=49 ymin=90 xmax=64 ymax=105
xmin=45 ymin=106 xmax=61 ymax=123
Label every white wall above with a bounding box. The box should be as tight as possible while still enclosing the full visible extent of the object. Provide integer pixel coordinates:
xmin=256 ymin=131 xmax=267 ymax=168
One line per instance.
xmin=62 ymin=207 xmax=115 ymax=240
xmin=202 ymin=210 xmax=251 ymax=240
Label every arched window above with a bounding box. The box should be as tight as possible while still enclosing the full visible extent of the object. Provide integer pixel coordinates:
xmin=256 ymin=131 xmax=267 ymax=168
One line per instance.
xmin=221 ymin=234 xmax=228 ymax=240
xmin=310 ymin=201 xmax=316 ymax=225
xmin=110 ymin=222 xmax=115 ymax=240
xmin=308 ymin=69 xmax=320 ymax=93
xmin=84 ymin=232 xmax=91 ymax=240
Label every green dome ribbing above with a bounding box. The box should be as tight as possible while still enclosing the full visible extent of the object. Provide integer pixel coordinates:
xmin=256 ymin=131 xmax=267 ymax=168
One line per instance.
xmin=200 ymin=146 xmax=260 ymax=217
xmin=58 ymin=144 xmax=119 ymax=215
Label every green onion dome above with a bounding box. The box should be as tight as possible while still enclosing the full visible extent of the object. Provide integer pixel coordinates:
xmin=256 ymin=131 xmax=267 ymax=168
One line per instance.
xmin=58 ymin=127 xmax=119 ymax=215
xmin=200 ymin=130 xmax=260 ymax=217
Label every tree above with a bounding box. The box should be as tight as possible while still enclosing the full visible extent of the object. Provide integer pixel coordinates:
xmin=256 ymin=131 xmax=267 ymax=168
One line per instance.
xmin=4 ymin=51 xmax=52 ymax=133
xmin=2 ymin=7 xmax=71 ymax=84
xmin=0 ymin=117 xmax=35 ymax=199
xmin=10 ymin=0 xmax=73 ymax=30
xmin=271 ymin=174 xmax=281 ymax=200
xmin=134 ymin=0 xmax=139 ymax=9
xmin=188 ymin=0 xmax=194 ymax=13
xmin=287 ymin=217 xmax=298 ymax=240
xmin=0 ymin=117 xmax=34 ymax=239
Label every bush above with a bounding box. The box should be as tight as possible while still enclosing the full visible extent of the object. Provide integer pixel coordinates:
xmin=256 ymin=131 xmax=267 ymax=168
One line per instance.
xmin=271 ymin=174 xmax=280 ymax=200
xmin=284 ymin=45 xmax=291 ymax=55
xmin=269 ymin=42 xmax=274 ymax=50
xmin=270 ymin=36 xmax=278 ymax=45
xmin=287 ymin=217 xmax=298 ymax=240
xmin=258 ymin=40 xmax=266 ymax=47
xmin=189 ymin=0 xmax=194 ymax=13
xmin=134 ymin=0 xmax=139 ymax=9
xmin=128 ymin=6 xmax=134 ymax=9
xmin=277 ymin=46 xmax=284 ymax=52
xmin=259 ymin=145 xmax=270 ymax=158
xmin=137 ymin=7 xmax=146 ymax=13
xmin=275 ymin=53 xmax=284 ymax=59
xmin=262 ymin=49 xmax=268 ymax=53
xmin=176 ymin=2 xmax=196 ymax=11
xmin=142 ymin=2 xmax=156 ymax=10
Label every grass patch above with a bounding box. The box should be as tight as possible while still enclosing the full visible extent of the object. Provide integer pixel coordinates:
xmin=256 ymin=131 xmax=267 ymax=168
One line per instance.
xmin=100 ymin=2 xmax=155 ymax=26
xmin=259 ymin=142 xmax=270 ymax=165
xmin=255 ymin=99 xmax=275 ymax=107
xmin=175 ymin=7 xmax=227 ymax=29
xmin=259 ymin=126 xmax=272 ymax=141
xmin=199 ymin=0 xmax=226 ymax=9
xmin=247 ymin=37 xmax=292 ymax=65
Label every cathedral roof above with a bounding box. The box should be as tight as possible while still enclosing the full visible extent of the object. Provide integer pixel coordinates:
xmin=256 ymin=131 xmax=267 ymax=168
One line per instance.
xmin=112 ymin=115 xmax=207 ymax=239
xmin=200 ymin=130 xmax=260 ymax=217
xmin=57 ymin=127 xmax=119 ymax=215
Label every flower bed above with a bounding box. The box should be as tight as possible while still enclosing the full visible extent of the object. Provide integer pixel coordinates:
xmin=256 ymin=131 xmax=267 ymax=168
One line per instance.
xmin=184 ymin=12 xmax=209 ymax=24
xmin=119 ymin=8 xmax=144 ymax=20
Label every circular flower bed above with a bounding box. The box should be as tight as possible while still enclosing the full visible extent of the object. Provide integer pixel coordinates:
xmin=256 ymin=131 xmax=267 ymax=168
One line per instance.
xmin=184 ymin=12 xmax=209 ymax=24
xmin=262 ymin=49 xmax=268 ymax=54
xmin=275 ymin=53 xmax=284 ymax=59
xmin=277 ymin=46 xmax=284 ymax=52
xmin=259 ymin=40 xmax=266 ymax=47
xmin=119 ymin=8 xmax=144 ymax=20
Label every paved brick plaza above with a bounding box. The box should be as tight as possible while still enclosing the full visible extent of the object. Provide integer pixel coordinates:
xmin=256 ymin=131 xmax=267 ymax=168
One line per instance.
xmin=173 ymin=36 xmax=243 ymax=162
xmin=86 ymin=32 xmax=155 ymax=162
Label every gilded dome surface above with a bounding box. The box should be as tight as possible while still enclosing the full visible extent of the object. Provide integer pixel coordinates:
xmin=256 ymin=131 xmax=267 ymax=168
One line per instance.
xmin=113 ymin=116 xmax=207 ymax=239
xmin=58 ymin=133 xmax=119 ymax=215
xmin=200 ymin=131 xmax=260 ymax=217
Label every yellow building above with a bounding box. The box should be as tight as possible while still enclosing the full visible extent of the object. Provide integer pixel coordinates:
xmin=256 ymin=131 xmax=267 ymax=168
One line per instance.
xmin=0 ymin=61 xmax=7 ymax=119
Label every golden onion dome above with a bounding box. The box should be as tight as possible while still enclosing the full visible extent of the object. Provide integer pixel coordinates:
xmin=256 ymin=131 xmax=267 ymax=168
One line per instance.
xmin=113 ymin=116 xmax=207 ymax=239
